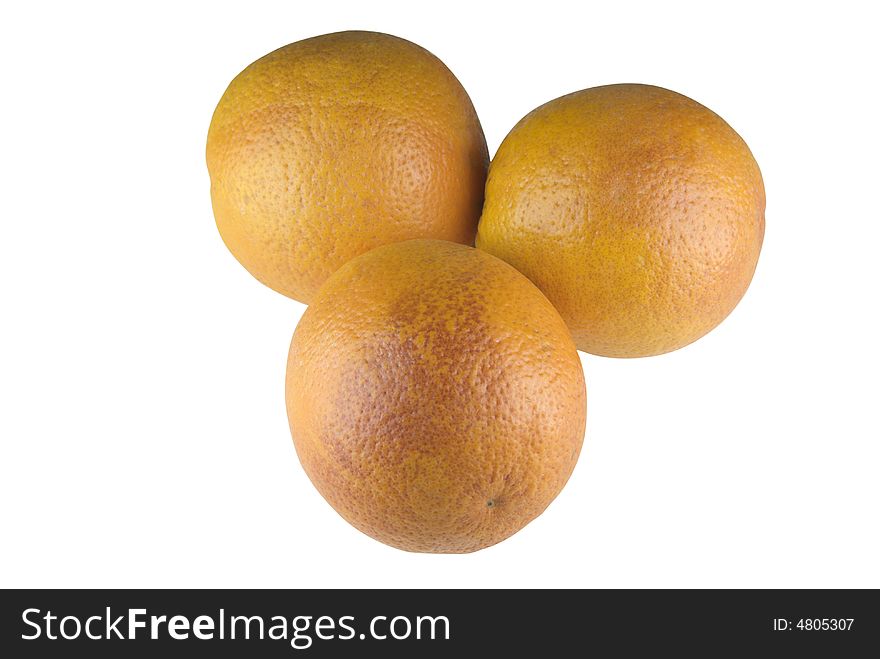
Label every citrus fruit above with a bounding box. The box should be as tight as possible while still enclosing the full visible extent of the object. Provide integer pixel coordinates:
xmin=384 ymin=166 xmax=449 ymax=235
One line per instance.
xmin=286 ymin=239 xmax=586 ymax=553
xmin=207 ymin=31 xmax=488 ymax=303
xmin=476 ymin=83 xmax=765 ymax=357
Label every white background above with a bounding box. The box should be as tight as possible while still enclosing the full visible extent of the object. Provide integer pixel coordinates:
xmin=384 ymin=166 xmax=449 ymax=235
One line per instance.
xmin=1 ymin=1 xmax=878 ymax=588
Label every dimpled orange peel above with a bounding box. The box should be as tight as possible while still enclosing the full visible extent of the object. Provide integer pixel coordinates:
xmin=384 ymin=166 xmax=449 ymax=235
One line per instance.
xmin=207 ymin=31 xmax=488 ymax=303
xmin=286 ymin=240 xmax=586 ymax=553
xmin=476 ymin=83 xmax=765 ymax=357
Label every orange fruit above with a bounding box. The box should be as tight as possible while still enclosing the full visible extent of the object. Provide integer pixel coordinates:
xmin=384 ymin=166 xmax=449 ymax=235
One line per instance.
xmin=476 ymin=84 xmax=765 ymax=357
xmin=207 ymin=31 xmax=488 ymax=303
xmin=286 ymin=240 xmax=586 ymax=553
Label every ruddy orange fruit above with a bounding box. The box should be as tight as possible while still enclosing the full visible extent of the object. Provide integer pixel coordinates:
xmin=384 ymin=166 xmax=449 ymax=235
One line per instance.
xmin=286 ymin=240 xmax=586 ymax=552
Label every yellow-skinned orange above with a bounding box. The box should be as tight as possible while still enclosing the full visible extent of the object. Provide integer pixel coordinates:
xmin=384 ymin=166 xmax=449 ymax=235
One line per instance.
xmin=207 ymin=31 xmax=488 ymax=303
xmin=477 ymin=84 xmax=765 ymax=357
